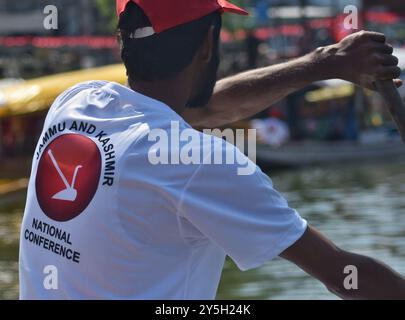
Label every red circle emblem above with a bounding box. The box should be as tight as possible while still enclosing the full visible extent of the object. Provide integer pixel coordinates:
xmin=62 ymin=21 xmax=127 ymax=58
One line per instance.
xmin=36 ymin=134 xmax=101 ymax=222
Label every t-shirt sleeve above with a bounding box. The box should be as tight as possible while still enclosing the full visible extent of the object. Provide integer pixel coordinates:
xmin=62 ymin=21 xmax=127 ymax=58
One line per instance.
xmin=177 ymin=145 xmax=307 ymax=271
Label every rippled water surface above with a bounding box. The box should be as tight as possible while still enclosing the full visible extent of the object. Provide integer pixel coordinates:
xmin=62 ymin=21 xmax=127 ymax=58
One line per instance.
xmin=2 ymin=161 xmax=405 ymax=299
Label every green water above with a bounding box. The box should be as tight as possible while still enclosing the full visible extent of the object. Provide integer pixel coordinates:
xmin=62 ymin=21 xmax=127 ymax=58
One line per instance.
xmin=2 ymin=162 xmax=405 ymax=300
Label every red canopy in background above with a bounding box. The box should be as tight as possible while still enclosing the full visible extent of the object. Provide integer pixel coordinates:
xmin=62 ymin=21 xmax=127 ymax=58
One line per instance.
xmin=222 ymin=11 xmax=405 ymax=43
xmin=0 ymin=11 xmax=404 ymax=48
xmin=0 ymin=36 xmax=118 ymax=49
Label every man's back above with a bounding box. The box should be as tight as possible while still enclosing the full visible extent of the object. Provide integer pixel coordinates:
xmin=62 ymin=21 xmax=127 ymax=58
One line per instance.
xmin=19 ymin=81 xmax=222 ymax=299
xmin=19 ymin=81 xmax=307 ymax=299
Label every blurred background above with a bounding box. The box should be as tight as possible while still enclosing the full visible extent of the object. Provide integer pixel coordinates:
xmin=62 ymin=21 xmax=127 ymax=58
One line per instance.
xmin=1 ymin=0 xmax=405 ymax=300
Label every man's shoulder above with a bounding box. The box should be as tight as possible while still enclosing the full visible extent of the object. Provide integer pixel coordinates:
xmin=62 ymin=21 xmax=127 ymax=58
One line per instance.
xmin=142 ymin=122 xmax=257 ymax=176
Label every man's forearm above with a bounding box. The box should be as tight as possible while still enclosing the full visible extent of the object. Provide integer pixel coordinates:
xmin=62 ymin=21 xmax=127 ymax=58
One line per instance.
xmin=281 ymin=225 xmax=405 ymax=300
xmin=183 ymin=47 xmax=337 ymax=129
xmin=328 ymin=250 xmax=405 ymax=300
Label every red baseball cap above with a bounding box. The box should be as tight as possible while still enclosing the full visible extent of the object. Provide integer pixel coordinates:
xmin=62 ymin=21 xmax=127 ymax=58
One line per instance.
xmin=116 ymin=0 xmax=248 ymax=35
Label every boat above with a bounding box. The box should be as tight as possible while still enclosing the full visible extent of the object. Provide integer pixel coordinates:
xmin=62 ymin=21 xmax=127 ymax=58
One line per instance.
xmin=255 ymin=139 xmax=405 ymax=168
xmin=0 ymin=64 xmax=126 ymax=118
xmin=0 ymin=178 xmax=28 ymax=206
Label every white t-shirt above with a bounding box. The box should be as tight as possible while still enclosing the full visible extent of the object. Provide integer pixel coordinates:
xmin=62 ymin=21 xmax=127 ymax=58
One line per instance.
xmin=19 ymin=81 xmax=307 ymax=299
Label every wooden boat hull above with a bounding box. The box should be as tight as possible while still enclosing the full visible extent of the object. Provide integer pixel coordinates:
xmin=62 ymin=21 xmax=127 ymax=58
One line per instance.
xmin=255 ymin=140 xmax=405 ymax=168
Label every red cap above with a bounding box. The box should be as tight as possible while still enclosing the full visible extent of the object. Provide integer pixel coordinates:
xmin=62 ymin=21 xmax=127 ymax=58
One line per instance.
xmin=116 ymin=0 xmax=248 ymax=34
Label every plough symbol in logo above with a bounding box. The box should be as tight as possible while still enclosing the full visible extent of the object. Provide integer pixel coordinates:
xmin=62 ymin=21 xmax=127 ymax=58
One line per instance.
xmin=48 ymin=149 xmax=82 ymax=202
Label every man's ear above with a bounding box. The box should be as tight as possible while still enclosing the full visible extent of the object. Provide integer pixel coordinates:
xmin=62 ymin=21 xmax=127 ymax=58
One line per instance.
xmin=199 ymin=25 xmax=215 ymax=63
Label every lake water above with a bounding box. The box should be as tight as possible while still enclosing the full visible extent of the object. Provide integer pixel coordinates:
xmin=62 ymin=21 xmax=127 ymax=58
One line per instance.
xmin=1 ymin=161 xmax=405 ymax=300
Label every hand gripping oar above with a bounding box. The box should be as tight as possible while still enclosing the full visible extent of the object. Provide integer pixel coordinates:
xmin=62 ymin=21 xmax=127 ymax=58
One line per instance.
xmin=374 ymin=80 xmax=405 ymax=143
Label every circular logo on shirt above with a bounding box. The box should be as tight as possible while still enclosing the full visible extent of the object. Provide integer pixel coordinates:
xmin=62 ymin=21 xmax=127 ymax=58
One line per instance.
xmin=35 ymin=134 xmax=102 ymax=222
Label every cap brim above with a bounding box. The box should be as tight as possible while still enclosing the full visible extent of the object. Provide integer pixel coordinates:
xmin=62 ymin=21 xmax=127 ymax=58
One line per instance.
xmin=220 ymin=0 xmax=249 ymax=15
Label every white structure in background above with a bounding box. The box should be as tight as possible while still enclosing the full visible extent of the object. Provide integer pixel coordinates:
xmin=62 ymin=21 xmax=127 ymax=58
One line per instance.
xmin=251 ymin=118 xmax=290 ymax=147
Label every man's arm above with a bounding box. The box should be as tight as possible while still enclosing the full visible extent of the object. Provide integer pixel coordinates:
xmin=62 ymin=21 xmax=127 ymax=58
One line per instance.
xmin=183 ymin=31 xmax=402 ymax=129
xmin=280 ymin=225 xmax=405 ymax=300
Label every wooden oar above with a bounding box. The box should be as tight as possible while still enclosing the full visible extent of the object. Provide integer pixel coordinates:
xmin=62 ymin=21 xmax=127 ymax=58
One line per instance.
xmin=374 ymin=80 xmax=405 ymax=143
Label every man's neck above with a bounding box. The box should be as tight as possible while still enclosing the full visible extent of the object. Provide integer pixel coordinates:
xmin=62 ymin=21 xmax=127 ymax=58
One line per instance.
xmin=130 ymin=77 xmax=190 ymax=115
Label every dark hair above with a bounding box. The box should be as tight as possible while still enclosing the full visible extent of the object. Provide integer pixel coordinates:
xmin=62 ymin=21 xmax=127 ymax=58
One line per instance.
xmin=118 ymin=2 xmax=222 ymax=83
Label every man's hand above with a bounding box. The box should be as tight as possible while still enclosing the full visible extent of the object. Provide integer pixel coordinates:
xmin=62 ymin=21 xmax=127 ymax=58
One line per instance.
xmin=320 ymin=31 xmax=402 ymax=90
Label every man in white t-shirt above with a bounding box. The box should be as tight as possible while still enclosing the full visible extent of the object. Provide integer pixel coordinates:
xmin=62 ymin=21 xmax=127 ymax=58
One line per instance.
xmin=20 ymin=0 xmax=405 ymax=299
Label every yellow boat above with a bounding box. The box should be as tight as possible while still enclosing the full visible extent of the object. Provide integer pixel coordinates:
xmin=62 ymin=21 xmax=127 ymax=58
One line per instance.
xmin=0 ymin=64 xmax=127 ymax=118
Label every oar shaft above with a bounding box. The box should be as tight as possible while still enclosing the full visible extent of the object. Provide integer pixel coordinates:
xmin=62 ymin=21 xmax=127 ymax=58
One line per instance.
xmin=374 ymin=80 xmax=405 ymax=143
